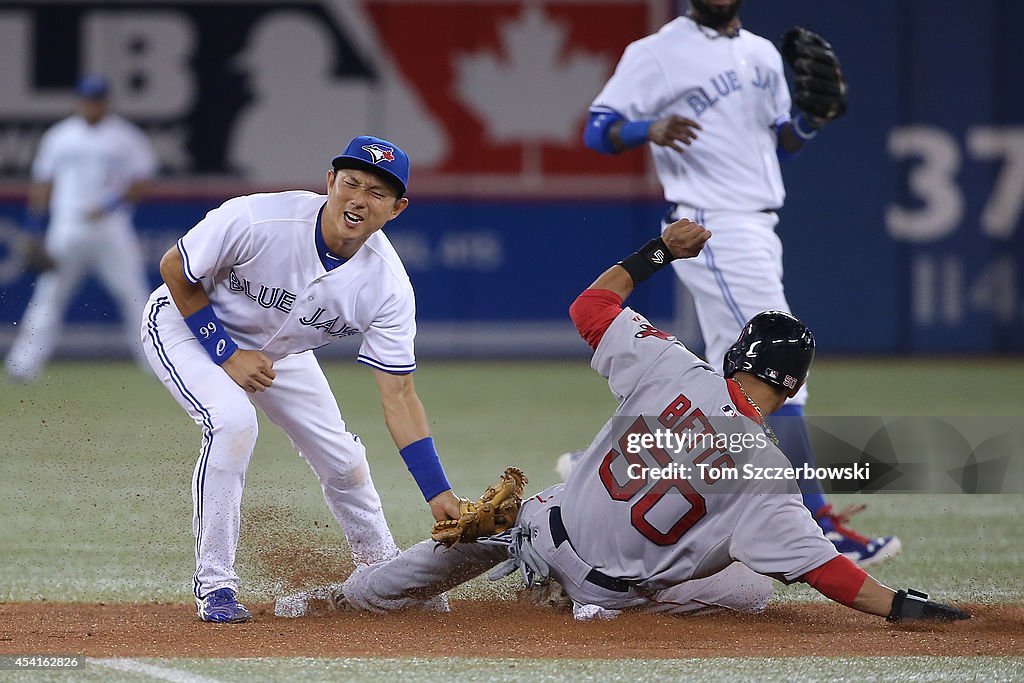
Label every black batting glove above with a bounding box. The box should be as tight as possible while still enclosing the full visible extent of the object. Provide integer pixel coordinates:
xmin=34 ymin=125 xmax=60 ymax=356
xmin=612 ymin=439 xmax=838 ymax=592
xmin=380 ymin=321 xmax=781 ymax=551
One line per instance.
xmin=887 ymin=589 xmax=971 ymax=622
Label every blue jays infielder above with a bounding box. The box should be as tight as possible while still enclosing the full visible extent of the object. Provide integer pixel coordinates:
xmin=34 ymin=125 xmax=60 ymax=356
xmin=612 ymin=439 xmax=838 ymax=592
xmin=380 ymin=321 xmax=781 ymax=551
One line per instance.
xmin=143 ymin=135 xmax=461 ymax=623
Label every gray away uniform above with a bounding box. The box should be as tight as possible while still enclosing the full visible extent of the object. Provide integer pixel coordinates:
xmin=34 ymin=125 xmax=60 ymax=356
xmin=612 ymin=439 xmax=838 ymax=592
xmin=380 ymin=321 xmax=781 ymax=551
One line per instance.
xmin=337 ymin=306 xmax=838 ymax=616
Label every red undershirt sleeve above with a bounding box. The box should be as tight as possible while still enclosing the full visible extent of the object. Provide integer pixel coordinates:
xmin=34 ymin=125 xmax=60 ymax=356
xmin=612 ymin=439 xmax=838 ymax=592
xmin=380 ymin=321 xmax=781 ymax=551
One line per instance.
xmin=569 ymin=289 xmax=625 ymax=351
xmin=801 ymin=555 xmax=868 ymax=607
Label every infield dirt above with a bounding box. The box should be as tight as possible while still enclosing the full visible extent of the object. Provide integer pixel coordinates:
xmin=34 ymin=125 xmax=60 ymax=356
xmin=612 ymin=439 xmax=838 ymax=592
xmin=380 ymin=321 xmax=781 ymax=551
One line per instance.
xmin=2 ymin=602 xmax=1022 ymax=659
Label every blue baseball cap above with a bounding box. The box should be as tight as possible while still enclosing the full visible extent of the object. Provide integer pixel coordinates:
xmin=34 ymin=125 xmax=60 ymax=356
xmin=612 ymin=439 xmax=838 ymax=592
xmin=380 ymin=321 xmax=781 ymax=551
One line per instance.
xmin=331 ymin=135 xmax=410 ymax=196
xmin=76 ymin=74 xmax=110 ymax=100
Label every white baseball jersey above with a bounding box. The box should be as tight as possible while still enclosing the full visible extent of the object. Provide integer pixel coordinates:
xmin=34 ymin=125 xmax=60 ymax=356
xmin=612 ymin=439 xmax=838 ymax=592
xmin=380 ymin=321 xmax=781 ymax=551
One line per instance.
xmin=555 ymin=307 xmax=837 ymax=589
xmin=142 ymin=190 xmax=411 ymax=598
xmin=591 ymin=16 xmax=791 ymax=211
xmin=32 ymin=113 xmax=156 ymax=224
xmin=170 ymin=191 xmax=416 ymax=371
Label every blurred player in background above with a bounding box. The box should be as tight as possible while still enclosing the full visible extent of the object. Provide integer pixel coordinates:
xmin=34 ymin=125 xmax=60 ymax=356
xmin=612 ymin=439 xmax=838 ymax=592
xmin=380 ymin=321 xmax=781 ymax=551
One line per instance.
xmin=568 ymin=0 xmax=901 ymax=565
xmin=5 ymin=75 xmax=157 ymax=383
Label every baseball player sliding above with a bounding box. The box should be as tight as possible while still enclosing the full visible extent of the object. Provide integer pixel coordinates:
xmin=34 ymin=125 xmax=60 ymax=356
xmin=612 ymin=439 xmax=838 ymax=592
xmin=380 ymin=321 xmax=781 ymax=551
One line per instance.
xmin=277 ymin=220 xmax=968 ymax=625
xmin=143 ymin=135 xmax=461 ymax=623
xmin=567 ymin=0 xmax=902 ymax=566
xmin=6 ymin=75 xmax=156 ymax=382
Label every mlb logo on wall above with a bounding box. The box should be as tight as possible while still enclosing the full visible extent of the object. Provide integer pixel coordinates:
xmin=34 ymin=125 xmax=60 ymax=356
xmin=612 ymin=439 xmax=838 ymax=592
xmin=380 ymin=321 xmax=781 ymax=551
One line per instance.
xmin=363 ymin=144 xmax=395 ymax=164
xmin=0 ymin=0 xmax=665 ymax=195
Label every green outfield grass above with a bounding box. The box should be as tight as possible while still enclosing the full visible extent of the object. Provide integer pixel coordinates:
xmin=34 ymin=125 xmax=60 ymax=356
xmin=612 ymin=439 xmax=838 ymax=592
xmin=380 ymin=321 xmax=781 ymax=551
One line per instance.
xmin=1 ymin=358 xmax=1022 ymax=680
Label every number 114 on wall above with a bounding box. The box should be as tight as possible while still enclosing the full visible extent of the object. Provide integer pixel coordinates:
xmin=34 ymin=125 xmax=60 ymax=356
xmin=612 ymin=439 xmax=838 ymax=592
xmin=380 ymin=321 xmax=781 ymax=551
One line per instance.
xmin=912 ymin=253 xmax=1017 ymax=326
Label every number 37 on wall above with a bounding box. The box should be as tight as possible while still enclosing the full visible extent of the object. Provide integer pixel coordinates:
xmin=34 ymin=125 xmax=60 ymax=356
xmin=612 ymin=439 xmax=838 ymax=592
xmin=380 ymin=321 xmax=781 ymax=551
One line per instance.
xmin=886 ymin=126 xmax=1024 ymax=242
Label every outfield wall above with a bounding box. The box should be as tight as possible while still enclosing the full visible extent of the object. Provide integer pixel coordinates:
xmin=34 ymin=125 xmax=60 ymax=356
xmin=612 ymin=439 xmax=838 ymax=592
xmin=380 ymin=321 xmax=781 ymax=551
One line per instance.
xmin=0 ymin=0 xmax=1021 ymax=356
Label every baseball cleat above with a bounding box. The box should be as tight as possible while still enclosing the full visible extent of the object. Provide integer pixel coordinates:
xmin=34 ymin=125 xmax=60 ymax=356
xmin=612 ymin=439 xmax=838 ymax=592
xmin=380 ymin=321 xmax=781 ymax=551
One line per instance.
xmin=196 ymin=588 xmax=251 ymax=623
xmin=424 ymin=593 xmax=451 ymax=613
xmin=274 ymin=584 xmax=346 ymax=618
xmin=817 ymin=503 xmax=902 ymax=567
xmin=828 ymin=532 xmax=902 ymax=567
xmin=572 ymin=602 xmax=622 ymax=621
xmin=275 ymin=584 xmax=449 ymax=616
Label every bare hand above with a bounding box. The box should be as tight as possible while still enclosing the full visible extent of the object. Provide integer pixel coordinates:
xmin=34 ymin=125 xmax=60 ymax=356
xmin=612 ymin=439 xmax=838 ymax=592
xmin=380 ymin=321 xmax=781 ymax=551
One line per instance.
xmin=663 ymin=218 xmax=712 ymax=259
xmin=428 ymin=489 xmax=462 ymax=522
xmin=649 ymin=115 xmax=702 ymax=152
xmin=221 ymin=349 xmax=276 ymax=393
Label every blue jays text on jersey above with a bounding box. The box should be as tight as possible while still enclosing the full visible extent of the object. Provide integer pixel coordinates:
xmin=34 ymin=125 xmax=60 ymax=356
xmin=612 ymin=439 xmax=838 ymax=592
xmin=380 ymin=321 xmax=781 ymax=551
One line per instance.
xmin=227 ymin=269 xmax=358 ymax=338
xmin=685 ymin=66 xmax=780 ymax=118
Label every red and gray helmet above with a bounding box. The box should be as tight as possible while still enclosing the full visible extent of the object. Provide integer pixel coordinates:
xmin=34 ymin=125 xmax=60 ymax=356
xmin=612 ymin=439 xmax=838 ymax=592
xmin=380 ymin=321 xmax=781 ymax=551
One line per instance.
xmin=723 ymin=311 xmax=815 ymax=393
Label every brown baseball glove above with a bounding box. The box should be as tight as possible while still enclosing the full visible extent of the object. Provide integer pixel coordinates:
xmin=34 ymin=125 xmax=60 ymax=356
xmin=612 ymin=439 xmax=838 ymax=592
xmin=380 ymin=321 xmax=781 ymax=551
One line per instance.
xmin=431 ymin=467 xmax=528 ymax=547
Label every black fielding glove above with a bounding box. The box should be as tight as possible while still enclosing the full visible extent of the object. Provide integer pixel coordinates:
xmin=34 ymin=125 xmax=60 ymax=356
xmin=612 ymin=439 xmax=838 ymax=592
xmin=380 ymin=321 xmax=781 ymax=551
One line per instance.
xmin=780 ymin=26 xmax=848 ymax=122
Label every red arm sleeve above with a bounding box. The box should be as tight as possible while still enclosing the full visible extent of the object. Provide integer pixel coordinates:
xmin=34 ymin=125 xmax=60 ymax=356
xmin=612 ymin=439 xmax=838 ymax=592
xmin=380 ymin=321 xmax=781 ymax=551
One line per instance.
xmin=569 ymin=289 xmax=624 ymax=351
xmin=801 ymin=555 xmax=868 ymax=607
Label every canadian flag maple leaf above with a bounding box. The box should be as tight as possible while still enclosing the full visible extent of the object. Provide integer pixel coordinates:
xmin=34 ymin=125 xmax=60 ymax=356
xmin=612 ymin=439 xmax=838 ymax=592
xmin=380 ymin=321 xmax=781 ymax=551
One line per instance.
xmin=454 ymin=6 xmax=610 ymax=146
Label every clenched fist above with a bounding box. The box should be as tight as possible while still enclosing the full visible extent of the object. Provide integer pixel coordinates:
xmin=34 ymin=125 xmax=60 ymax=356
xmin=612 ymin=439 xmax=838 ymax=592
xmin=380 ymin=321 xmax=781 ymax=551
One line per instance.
xmin=662 ymin=218 xmax=712 ymax=260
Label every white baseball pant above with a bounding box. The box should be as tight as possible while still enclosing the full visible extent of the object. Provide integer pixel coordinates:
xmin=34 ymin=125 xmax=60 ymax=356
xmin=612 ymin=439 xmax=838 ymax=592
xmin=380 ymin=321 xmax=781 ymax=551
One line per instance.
xmin=665 ymin=205 xmax=808 ymax=405
xmin=340 ymin=496 xmax=772 ymax=617
xmin=6 ymin=215 xmax=149 ymax=381
xmin=142 ymin=292 xmax=399 ymax=599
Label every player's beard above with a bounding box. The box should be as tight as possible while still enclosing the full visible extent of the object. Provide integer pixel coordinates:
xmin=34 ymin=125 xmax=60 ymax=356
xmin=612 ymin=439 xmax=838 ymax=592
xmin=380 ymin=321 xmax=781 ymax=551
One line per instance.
xmin=688 ymin=0 xmax=742 ymax=30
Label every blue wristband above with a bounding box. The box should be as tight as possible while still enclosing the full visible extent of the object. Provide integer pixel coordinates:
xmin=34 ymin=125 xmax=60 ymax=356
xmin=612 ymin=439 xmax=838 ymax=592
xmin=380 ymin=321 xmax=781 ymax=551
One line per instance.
xmin=619 ymin=119 xmax=653 ymax=148
xmin=399 ymin=436 xmax=451 ymax=501
xmin=792 ymin=113 xmax=820 ymax=142
xmin=184 ymin=305 xmax=238 ymax=365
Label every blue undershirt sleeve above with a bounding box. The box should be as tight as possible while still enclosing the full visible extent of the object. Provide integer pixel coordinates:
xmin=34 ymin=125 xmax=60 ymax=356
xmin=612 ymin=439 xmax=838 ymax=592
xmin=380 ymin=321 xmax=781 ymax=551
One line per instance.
xmin=584 ymin=110 xmax=652 ymax=154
